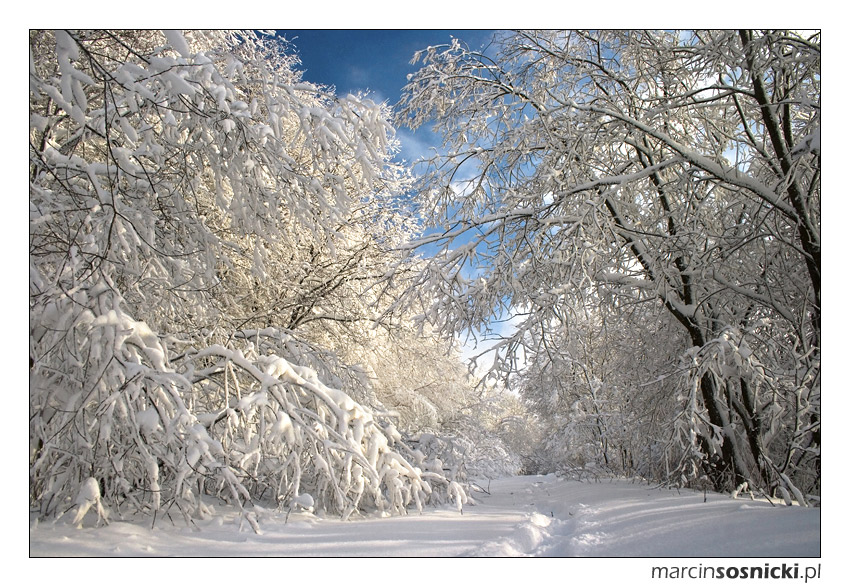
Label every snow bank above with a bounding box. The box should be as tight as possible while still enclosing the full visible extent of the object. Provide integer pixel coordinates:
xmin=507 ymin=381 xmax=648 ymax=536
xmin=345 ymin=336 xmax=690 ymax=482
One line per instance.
xmin=31 ymin=475 xmax=819 ymax=558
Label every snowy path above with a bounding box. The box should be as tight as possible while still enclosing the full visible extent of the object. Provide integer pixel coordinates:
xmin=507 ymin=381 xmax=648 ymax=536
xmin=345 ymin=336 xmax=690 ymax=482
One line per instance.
xmin=29 ymin=474 xmax=819 ymax=557
xmin=465 ymin=476 xmax=820 ymax=557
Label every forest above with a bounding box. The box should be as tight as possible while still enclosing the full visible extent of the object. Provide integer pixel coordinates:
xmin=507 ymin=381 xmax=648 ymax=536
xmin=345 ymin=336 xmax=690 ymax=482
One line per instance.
xmin=29 ymin=29 xmax=820 ymax=530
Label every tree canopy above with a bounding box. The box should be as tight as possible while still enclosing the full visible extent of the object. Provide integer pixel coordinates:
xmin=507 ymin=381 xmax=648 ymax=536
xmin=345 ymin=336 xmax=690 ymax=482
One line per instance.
xmin=396 ymin=29 xmax=820 ymax=501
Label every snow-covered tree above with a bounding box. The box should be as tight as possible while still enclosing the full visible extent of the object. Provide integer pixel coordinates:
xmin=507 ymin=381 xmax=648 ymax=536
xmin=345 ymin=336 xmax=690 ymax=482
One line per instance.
xmin=29 ymin=29 xmax=465 ymax=527
xmin=396 ymin=30 xmax=819 ymax=500
xmin=518 ymin=294 xmax=686 ymax=481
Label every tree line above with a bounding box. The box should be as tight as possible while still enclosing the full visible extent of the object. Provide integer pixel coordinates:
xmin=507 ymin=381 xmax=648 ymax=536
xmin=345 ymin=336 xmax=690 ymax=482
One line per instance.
xmin=29 ymin=29 xmax=819 ymax=528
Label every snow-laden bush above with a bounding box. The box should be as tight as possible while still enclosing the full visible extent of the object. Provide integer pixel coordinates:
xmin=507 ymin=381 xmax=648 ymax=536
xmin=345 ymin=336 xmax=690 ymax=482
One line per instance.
xmin=413 ymin=429 xmax=522 ymax=483
xmin=30 ymin=284 xmax=462 ymax=525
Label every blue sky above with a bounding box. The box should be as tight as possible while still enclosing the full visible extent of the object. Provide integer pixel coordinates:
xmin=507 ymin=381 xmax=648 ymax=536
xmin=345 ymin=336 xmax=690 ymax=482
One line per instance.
xmin=277 ymin=30 xmax=494 ymax=104
xmin=277 ymin=30 xmax=497 ymax=163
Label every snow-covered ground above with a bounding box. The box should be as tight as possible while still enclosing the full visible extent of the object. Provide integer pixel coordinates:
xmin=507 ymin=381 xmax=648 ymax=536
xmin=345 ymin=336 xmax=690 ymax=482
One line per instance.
xmin=30 ymin=474 xmax=819 ymax=562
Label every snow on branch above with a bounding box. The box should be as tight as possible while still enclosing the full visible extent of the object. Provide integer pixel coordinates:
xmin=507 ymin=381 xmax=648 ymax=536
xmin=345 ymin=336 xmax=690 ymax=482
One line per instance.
xmin=30 ymin=287 xmax=463 ymax=527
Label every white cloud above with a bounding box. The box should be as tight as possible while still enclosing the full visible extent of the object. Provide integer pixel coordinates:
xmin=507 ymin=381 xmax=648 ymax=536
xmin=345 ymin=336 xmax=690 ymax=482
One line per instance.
xmin=395 ymin=127 xmax=440 ymax=164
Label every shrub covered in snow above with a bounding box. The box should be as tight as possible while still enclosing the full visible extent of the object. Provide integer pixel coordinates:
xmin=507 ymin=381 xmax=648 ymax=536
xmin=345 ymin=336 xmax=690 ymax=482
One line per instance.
xmin=29 ymin=288 xmax=466 ymax=525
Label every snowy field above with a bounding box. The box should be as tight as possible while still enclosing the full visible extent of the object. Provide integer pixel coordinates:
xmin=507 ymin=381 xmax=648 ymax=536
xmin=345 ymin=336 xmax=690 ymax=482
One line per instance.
xmin=30 ymin=474 xmax=819 ymax=559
